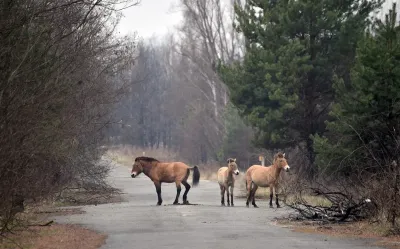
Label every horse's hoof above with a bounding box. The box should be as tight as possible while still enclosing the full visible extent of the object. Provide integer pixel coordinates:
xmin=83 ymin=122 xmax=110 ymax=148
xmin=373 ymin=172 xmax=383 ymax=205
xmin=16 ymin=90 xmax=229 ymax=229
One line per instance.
xmin=276 ymin=205 xmax=281 ymax=208
xmin=183 ymin=200 xmax=190 ymax=205
xmin=253 ymin=204 xmax=259 ymax=208
xmin=173 ymin=202 xmax=179 ymax=205
xmin=157 ymin=202 xmax=162 ymax=206
xmin=221 ymin=203 xmax=225 ymax=206
xmin=231 ymin=204 xmax=234 ymax=207
xmin=227 ymin=203 xmax=231 ymax=206
xmin=269 ymin=205 xmax=274 ymax=208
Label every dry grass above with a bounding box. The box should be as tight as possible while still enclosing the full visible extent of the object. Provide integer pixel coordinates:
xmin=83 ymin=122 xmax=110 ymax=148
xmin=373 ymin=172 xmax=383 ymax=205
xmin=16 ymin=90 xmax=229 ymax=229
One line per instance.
xmin=106 ymin=145 xmax=180 ymax=167
xmin=105 ymin=145 xmax=223 ymax=181
xmin=233 ymin=174 xmax=331 ymax=208
xmin=0 ymin=224 xmax=106 ymax=249
xmin=283 ymin=194 xmax=332 ymax=207
xmin=275 ymin=219 xmax=400 ymax=249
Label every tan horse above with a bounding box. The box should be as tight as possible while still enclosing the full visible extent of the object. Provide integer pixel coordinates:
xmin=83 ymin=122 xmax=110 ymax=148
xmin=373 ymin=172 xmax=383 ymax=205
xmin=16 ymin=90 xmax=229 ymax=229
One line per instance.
xmin=217 ymin=158 xmax=240 ymax=206
xmin=130 ymin=156 xmax=200 ymax=206
xmin=245 ymin=152 xmax=290 ymax=208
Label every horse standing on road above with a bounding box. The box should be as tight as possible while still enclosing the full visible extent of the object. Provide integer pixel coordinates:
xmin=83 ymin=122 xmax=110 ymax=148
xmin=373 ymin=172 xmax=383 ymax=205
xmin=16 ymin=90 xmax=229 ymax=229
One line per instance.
xmin=217 ymin=158 xmax=240 ymax=206
xmin=130 ymin=156 xmax=200 ymax=206
xmin=245 ymin=152 xmax=290 ymax=208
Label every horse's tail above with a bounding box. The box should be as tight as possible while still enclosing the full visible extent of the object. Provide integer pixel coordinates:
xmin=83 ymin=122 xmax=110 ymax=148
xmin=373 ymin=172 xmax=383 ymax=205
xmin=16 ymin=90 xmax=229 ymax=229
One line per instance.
xmin=190 ymin=165 xmax=200 ymax=187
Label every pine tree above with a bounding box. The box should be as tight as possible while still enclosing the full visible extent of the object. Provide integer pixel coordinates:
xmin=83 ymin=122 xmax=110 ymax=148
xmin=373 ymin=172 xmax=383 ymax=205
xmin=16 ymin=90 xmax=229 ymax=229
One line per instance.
xmin=218 ymin=0 xmax=381 ymax=170
xmin=313 ymin=3 xmax=400 ymax=175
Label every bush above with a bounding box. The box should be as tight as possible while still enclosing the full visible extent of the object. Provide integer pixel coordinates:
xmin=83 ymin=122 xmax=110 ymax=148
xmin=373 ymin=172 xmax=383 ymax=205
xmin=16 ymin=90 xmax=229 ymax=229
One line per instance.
xmin=0 ymin=0 xmax=138 ymax=234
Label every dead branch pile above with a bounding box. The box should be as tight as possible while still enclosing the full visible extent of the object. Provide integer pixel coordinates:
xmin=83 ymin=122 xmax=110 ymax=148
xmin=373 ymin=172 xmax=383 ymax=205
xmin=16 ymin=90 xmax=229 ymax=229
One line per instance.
xmin=285 ymin=187 xmax=376 ymax=222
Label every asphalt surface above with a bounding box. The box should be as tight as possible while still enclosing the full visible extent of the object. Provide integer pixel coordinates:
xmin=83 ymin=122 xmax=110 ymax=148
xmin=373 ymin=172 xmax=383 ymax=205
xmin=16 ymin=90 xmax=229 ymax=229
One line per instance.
xmin=54 ymin=159 xmax=383 ymax=249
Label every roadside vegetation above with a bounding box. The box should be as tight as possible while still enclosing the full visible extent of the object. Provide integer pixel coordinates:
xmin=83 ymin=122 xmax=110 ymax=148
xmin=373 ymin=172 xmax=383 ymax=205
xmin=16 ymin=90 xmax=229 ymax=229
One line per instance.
xmin=0 ymin=0 xmax=139 ymax=247
xmin=2 ymin=0 xmax=400 ymax=248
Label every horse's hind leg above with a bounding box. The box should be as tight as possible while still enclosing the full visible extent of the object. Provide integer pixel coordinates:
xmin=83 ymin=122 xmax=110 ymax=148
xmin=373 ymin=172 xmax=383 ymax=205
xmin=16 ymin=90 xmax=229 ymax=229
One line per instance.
xmin=251 ymin=183 xmax=259 ymax=208
xmin=182 ymin=181 xmax=191 ymax=204
xmin=220 ymin=185 xmax=225 ymax=206
xmin=245 ymin=180 xmax=252 ymax=207
xmin=173 ymin=181 xmax=182 ymax=205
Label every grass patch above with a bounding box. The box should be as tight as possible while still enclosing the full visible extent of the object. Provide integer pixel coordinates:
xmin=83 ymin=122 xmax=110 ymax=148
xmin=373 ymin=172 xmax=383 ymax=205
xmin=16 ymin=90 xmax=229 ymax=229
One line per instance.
xmin=233 ymin=174 xmax=331 ymax=207
xmin=0 ymin=224 xmax=106 ymax=249
xmin=283 ymin=194 xmax=332 ymax=207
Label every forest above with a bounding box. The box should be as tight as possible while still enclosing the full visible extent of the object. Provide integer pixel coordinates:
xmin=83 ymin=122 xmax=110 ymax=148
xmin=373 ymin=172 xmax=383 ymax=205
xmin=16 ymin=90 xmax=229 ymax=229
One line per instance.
xmin=1 ymin=0 xmax=399 ymax=237
xmin=108 ymin=0 xmax=400 ymax=228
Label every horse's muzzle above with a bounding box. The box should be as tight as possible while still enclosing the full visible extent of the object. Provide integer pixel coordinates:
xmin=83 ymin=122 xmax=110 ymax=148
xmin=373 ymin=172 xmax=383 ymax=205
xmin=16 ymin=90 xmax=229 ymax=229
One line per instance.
xmin=234 ymin=170 xmax=240 ymax=175
xmin=131 ymin=174 xmax=136 ymax=178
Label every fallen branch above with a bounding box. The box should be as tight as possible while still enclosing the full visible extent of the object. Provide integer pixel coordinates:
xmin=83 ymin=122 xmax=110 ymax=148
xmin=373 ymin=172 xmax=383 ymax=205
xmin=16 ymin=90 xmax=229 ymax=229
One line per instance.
xmin=284 ymin=187 xmax=374 ymax=222
xmin=28 ymin=220 xmax=54 ymax=227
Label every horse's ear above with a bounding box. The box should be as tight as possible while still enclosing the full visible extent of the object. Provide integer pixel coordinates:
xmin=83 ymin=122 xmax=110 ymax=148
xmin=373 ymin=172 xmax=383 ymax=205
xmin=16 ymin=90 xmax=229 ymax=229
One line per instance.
xmin=283 ymin=153 xmax=285 ymax=158
xmin=233 ymin=158 xmax=236 ymax=162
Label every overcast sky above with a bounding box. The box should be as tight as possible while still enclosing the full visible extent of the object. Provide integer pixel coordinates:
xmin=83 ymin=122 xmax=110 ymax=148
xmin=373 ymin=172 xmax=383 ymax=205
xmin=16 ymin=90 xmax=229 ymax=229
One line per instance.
xmin=115 ymin=0 xmax=400 ymax=40
xmin=116 ymin=0 xmax=183 ymax=39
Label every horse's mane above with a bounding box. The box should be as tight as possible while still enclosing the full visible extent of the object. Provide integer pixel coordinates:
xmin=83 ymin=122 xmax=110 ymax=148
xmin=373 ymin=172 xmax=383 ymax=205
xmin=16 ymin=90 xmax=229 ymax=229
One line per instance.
xmin=134 ymin=156 xmax=160 ymax=163
xmin=274 ymin=152 xmax=284 ymax=160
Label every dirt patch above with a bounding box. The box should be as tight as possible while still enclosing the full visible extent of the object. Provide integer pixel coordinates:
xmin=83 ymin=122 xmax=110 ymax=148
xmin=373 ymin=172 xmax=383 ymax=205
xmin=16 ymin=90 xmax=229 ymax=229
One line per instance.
xmin=0 ymin=223 xmax=106 ymax=249
xmin=274 ymin=218 xmax=400 ymax=249
xmin=33 ymin=207 xmax=85 ymax=216
xmin=0 ymin=186 xmax=122 ymax=249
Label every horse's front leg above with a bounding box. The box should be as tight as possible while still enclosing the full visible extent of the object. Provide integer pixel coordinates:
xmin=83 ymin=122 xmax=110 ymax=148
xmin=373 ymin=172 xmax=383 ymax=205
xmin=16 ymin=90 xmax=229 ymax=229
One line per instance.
xmin=230 ymin=185 xmax=234 ymax=207
xmin=154 ymin=181 xmax=162 ymax=206
xmin=269 ymin=185 xmax=274 ymax=208
xmin=173 ymin=181 xmax=181 ymax=205
xmin=275 ymin=185 xmax=281 ymax=208
xmin=225 ymin=184 xmax=230 ymax=206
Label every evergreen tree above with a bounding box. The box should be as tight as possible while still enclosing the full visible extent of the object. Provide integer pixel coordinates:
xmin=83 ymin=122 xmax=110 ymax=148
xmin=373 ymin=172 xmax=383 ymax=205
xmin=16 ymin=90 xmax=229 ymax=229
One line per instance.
xmin=313 ymin=3 xmax=400 ymax=175
xmin=218 ymin=0 xmax=381 ymax=171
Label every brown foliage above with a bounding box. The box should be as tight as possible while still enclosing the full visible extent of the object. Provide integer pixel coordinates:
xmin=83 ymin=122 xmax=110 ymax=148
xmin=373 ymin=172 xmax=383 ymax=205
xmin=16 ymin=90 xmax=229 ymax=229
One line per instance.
xmin=0 ymin=0 xmax=138 ymax=234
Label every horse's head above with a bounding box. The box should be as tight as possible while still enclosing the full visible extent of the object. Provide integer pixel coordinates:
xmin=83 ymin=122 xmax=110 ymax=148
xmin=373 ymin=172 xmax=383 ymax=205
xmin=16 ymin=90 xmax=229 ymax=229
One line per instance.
xmin=274 ymin=152 xmax=290 ymax=172
xmin=131 ymin=159 xmax=143 ymax=178
xmin=131 ymin=156 xmax=160 ymax=178
xmin=227 ymin=158 xmax=239 ymax=175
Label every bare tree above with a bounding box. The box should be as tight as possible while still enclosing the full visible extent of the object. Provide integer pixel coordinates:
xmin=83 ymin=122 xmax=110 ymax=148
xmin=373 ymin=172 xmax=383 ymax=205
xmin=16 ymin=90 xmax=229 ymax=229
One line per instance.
xmin=0 ymin=0 xmax=139 ymax=234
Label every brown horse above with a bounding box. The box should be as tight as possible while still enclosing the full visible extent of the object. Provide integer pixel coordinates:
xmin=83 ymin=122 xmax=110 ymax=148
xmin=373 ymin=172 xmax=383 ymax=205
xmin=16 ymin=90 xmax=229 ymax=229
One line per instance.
xmin=245 ymin=152 xmax=290 ymax=208
xmin=130 ymin=156 xmax=200 ymax=206
xmin=217 ymin=158 xmax=240 ymax=206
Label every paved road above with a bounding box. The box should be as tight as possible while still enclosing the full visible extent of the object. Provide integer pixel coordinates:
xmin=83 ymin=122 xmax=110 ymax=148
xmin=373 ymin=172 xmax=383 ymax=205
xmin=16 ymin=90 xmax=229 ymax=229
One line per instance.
xmin=54 ymin=159 xmax=382 ymax=249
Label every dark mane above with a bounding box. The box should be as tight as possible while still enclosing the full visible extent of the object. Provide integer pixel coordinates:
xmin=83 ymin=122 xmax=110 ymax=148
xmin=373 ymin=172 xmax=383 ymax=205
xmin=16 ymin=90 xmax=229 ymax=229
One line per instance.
xmin=274 ymin=152 xmax=284 ymax=159
xmin=134 ymin=156 xmax=160 ymax=162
